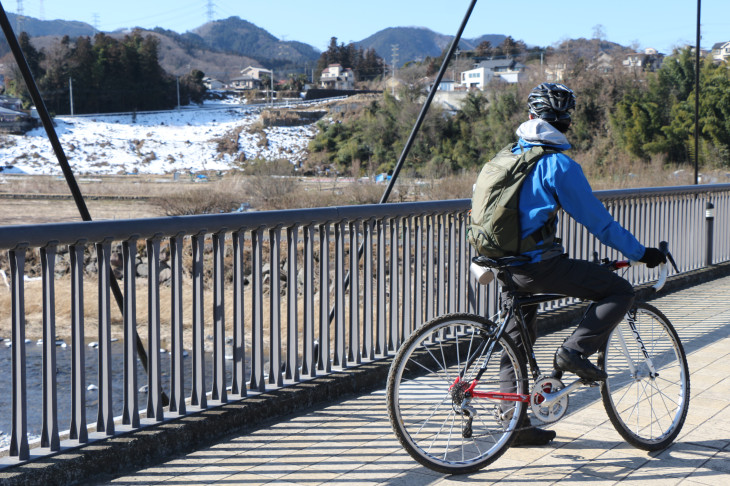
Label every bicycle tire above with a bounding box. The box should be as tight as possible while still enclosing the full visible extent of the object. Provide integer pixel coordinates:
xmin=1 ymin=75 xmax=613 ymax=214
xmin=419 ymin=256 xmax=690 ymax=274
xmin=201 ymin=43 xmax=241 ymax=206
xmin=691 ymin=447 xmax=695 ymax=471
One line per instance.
xmin=386 ymin=313 xmax=528 ymax=474
xmin=599 ymin=302 xmax=690 ymax=451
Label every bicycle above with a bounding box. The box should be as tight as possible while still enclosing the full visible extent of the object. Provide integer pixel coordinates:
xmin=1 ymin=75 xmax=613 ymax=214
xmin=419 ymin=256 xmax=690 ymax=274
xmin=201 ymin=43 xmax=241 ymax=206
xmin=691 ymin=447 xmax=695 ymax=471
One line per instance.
xmin=386 ymin=241 xmax=690 ymax=474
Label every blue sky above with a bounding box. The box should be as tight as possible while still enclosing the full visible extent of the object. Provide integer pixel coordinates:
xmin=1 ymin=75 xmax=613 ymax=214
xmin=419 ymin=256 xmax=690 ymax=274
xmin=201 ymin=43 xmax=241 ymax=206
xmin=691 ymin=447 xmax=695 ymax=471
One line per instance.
xmin=18 ymin=0 xmax=729 ymax=54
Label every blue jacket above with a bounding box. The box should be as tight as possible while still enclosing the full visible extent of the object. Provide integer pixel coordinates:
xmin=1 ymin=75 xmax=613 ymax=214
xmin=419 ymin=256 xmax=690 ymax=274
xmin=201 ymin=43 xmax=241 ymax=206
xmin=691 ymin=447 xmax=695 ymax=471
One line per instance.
xmin=513 ymin=119 xmax=645 ymax=263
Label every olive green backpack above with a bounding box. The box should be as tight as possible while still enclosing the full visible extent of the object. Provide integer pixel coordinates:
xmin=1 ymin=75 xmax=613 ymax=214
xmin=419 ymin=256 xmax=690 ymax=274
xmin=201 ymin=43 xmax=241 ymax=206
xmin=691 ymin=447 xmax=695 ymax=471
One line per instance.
xmin=467 ymin=142 xmax=559 ymax=258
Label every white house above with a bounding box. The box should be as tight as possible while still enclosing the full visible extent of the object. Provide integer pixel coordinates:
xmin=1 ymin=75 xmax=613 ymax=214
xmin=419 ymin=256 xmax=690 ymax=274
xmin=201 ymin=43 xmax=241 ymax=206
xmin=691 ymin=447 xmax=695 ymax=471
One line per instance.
xmin=544 ymin=63 xmax=567 ymax=82
xmin=712 ymin=41 xmax=730 ymax=63
xmin=432 ymin=79 xmax=456 ymax=92
xmin=622 ymin=48 xmax=664 ymax=72
xmin=460 ymin=59 xmax=526 ymax=89
xmin=319 ymin=64 xmax=355 ymax=90
xmin=229 ymin=66 xmax=272 ymax=90
xmin=203 ymin=77 xmax=226 ymax=90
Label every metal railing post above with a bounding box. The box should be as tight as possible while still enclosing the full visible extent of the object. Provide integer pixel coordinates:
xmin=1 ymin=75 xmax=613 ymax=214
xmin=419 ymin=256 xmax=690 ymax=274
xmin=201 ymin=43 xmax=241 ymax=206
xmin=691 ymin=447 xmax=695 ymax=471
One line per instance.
xmin=40 ymin=244 xmax=60 ymax=451
xmin=122 ymin=240 xmax=140 ymax=428
xmin=212 ymin=232 xmax=228 ymax=403
xmin=9 ymin=246 xmax=29 ymax=460
xmin=190 ymin=234 xmax=207 ymax=409
xmin=96 ymin=241 xmax=115 ymax=436
xmin=146 ymin=237 xmax=164 ymax=421
xmin=706 ymin=202 xmax=715 ymax=266
xmin=69 ymin=243 xmax=88 ymax=442
xmin=231 ymin=231 xmax=247 ymax=396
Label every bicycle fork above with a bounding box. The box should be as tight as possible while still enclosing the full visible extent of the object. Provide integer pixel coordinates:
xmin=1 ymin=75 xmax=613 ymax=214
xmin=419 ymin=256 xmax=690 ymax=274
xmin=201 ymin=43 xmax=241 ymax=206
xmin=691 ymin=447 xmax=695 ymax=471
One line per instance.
xmin=614 ymin=310 xmax=659 ymax=379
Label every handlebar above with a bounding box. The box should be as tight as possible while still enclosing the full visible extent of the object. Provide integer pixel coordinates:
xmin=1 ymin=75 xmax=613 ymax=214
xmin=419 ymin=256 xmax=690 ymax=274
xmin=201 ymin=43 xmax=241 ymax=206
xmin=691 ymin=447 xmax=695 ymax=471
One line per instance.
xmin=612 ymin=241 xmax=678 ymax=292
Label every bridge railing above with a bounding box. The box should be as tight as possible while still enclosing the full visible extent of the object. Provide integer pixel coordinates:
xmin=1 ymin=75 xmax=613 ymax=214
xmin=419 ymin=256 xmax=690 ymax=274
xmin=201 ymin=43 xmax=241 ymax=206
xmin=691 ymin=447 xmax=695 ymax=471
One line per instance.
xmin=0 ymin=183 xmax=728 ymax=464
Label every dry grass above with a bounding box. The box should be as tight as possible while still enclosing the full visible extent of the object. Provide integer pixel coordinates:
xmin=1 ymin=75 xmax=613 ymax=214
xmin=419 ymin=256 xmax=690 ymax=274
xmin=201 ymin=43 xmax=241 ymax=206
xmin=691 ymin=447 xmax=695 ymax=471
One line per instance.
xmin=0 ymin=274 xmax=301 ymax=354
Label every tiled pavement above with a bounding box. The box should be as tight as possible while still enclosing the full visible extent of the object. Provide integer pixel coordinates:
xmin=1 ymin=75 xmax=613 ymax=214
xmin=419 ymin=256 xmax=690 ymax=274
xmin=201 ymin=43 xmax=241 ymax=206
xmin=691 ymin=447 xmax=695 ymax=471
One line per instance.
xmin=103 ymin=276 xmax=730 ymax=485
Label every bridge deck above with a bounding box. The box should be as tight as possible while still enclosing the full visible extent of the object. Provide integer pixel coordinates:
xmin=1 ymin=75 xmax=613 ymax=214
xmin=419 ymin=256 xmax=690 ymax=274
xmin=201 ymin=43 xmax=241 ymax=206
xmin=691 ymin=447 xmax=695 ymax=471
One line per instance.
xmin=104 ymin=275 xmax=730 ymax=484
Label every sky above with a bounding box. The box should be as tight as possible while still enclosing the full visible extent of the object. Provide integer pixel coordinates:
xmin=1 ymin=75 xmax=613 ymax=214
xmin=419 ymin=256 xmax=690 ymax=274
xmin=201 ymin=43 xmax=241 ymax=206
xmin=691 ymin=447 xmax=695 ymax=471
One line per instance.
xmin=10 ymin=0 xmax=729 ymax=54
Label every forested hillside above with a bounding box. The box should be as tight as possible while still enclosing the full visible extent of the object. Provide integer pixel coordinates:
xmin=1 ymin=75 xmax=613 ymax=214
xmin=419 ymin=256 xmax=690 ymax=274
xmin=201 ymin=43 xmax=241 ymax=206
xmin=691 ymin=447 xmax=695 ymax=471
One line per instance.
xmin=8 ymin=31 xmax=206 ymax=114
xmin=307 ymin=46 xmax=730 ymax=183
xmin=191 ymin=16 xmax=320 ymax=71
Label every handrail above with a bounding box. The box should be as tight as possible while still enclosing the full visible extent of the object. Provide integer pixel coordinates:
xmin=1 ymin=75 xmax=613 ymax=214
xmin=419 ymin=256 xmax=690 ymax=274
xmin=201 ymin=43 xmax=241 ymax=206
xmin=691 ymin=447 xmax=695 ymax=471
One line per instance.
xmin=0 ymin=200 xmax=469 ymax=249
xmin=2 ymin=182 xmax=730 ymax=248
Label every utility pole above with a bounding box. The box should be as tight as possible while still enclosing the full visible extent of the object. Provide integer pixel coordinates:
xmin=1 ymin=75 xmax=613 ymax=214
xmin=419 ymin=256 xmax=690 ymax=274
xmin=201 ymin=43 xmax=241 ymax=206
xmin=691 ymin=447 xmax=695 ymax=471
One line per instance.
xmin=694 ymin=0 xmax=701 ymax=185
xmin=69 ymin=77 xmax=74 ymax=116
xmin=176 ymin=76 xmax=180 ymax=109
xmin=453 ymin=49 xmax=460 ymax=85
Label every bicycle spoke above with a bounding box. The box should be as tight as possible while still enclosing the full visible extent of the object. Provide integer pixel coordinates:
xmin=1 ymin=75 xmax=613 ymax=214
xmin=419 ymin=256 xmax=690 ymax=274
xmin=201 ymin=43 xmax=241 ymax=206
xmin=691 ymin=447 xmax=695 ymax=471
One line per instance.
xmin=387 ymin=314 xmax=527 ymax=473
xmin=601 ymin=303 xmax=689 ymax=450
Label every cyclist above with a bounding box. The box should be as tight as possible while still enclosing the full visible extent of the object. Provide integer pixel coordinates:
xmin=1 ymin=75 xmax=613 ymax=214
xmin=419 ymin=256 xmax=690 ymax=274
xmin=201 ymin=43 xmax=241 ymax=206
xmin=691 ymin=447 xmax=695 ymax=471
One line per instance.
xmin=494 ymin=82 xmax=666 ymax=446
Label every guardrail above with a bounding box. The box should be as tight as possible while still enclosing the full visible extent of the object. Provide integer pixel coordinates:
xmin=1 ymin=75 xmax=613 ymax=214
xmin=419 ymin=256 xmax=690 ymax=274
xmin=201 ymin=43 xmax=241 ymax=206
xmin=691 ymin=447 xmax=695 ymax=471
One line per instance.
xmin=0 ymin=183 xmax=728 ymax=465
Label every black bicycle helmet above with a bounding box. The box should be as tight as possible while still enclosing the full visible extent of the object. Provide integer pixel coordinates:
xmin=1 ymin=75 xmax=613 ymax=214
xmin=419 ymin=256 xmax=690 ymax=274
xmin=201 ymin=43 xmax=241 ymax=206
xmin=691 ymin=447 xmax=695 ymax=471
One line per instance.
xmin=527 ymin=83 xmax=576 ymax=122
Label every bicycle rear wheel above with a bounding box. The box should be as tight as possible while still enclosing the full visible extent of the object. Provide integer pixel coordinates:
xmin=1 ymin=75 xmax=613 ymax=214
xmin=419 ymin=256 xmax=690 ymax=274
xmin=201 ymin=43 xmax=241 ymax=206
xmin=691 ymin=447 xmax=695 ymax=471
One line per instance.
xmin=599 ymin=302 xmax=690 ymax=451
xmin=386 ymin=313 xmax=528 ymax=474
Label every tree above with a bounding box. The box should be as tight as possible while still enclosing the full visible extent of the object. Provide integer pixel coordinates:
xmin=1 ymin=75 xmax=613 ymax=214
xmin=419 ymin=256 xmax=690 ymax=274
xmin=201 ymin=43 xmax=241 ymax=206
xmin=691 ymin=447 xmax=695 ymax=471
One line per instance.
xmin=315 ymin=37 xmax=384 ymax=82
xmin=19 ymin=32 xmax=44 ymax=80
xmin=179 ymin=69 xmax=207 ymax=104
xmin=8 ymin=32 xmax=45 ymax=106
xmin=285 ymin=73 xmax=307 ymax=91
xmin=475 ymin=41 xmax=492 ymax=58
xmin=494 ymin=36 xmax=524 ymax=58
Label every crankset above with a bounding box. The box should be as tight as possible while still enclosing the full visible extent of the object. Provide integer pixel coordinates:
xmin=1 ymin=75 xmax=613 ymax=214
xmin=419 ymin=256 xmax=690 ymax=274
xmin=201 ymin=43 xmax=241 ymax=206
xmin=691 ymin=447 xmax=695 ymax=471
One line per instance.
xmin=530 ymin=375 xmax=569 ymax=423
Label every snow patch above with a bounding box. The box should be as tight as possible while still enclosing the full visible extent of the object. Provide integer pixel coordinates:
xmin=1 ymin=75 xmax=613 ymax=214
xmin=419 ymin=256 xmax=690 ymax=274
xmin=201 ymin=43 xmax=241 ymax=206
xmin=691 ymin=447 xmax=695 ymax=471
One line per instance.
xmin=1 ymin=103 xmax=318 ymax=175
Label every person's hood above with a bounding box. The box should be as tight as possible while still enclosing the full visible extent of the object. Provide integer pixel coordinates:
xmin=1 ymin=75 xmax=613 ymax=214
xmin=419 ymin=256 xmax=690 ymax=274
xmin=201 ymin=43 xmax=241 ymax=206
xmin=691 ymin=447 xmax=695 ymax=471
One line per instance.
xmin=515 ymin=118 xmax=571 ymax=149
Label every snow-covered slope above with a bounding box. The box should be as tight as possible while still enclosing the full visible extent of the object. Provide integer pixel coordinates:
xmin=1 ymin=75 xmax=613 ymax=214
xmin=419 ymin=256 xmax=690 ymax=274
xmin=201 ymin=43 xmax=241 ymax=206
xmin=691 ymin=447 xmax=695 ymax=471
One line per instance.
xmin=1 ymin=103 xmax=317 ymax=175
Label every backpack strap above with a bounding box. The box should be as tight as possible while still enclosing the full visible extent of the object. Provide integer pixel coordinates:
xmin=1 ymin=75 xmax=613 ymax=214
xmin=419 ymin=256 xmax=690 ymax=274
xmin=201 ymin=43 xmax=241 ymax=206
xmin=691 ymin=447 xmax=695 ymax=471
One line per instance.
xmin=514 ymin=144 xmax=562 ymax=254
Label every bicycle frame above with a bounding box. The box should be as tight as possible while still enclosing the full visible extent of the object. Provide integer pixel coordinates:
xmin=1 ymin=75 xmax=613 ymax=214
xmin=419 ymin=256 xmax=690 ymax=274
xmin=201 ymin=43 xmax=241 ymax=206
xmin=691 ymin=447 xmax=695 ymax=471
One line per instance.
xmin=463 ymin=279 xmax=665 ymax=405
xmin=456 ymin=291 xmax=564 ymax=404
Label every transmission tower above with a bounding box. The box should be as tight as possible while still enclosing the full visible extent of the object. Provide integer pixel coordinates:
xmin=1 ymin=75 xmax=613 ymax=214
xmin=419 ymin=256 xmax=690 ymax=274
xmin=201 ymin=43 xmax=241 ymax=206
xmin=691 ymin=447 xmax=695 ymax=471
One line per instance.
xmin=92 ymin=13 xmax=100 ymax=32
xmin=206 ymin=0 xmax=215 ymax=23
xmin=391 ymin=44 xmax=399 ymax=95
xmin=15 ymin=0 xmax=24 ymax=32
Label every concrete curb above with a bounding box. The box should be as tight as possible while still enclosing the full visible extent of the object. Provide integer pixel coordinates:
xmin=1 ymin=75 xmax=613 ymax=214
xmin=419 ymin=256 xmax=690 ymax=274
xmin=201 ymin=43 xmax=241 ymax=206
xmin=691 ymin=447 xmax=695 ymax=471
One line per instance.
xmin=1 ymin=262 xmax=729 ymax=485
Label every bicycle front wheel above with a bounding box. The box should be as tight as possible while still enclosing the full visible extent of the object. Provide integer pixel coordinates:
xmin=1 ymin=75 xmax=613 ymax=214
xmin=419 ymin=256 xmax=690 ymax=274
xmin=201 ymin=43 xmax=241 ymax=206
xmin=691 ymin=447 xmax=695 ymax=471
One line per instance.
xmin=599 ymin=302 xmax=690 ymax=451
xmin=386 ymin=313 xmax=528 ymax=475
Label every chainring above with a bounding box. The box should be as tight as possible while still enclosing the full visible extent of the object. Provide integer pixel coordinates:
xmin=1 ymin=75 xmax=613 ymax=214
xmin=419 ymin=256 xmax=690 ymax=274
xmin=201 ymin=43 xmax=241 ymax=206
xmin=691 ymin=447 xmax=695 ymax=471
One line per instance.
xmin=530 ymin=375 xmax=569 ymax=423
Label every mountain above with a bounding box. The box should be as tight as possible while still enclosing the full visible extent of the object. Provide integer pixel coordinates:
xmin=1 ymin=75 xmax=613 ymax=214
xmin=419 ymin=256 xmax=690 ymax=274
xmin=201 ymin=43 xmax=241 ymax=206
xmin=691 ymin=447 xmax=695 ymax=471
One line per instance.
xmin=4 ymin=12 xmax=96 ymax=37
xmin=0 ymin=12 xmax=97 ymax=58
xmin=138 ymin=29 xmax=260 ymax=81
xmin=192 ymin=17 xmax=320 ymax=68
xmin=0 ymin=13 xmax=511 ymax=80
xmin=355 ymin=27 xmax=506 ymax=65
